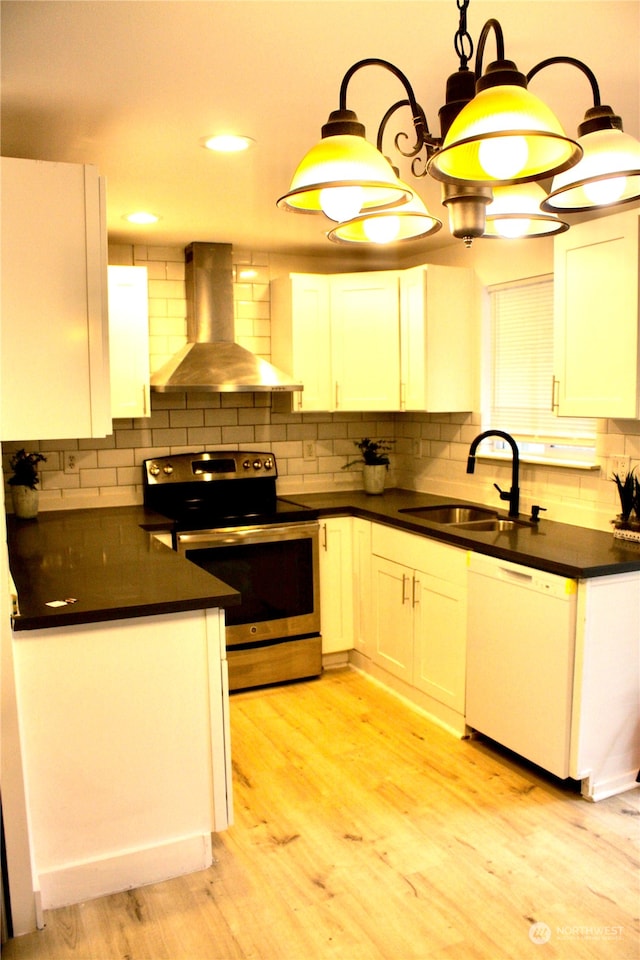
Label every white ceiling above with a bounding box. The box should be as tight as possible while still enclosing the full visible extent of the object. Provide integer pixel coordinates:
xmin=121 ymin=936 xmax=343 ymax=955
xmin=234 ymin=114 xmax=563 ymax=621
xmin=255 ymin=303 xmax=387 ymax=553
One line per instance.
xmin=2 ymin=1 xmax=639 ymax=265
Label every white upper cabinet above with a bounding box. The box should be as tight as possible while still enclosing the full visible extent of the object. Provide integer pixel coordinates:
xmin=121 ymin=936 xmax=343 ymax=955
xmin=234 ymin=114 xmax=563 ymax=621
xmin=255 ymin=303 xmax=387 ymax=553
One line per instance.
xmin=271 ymin=273 xmax=332 ymax=411
xmin=272 ymin=271 xmax=400 ymax=411
xmin=108 ymin=266 xmax=150 ymax=420
xmin=400 ymin=264 xmax=477 ymax=412
xmin=271 ymin=265 xmax=478 ymax=413
xmin=329 ymin=271 xmax=401 ymax=411
xmin=1 ymin=157 xmax=111 ymax=440
xmin=553 ymin=210 xmax=639 ymax=419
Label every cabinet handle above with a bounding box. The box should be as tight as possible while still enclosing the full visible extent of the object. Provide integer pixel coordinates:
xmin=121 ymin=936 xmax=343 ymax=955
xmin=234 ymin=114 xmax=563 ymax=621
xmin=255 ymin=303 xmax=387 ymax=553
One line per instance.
xmin=551 ymin=375 xmax=559 ymax=413
xmin=412 ymin=576 xmax=420 ymax=607
xmin=402 ymin=573 xmax=411 ymax=604
xmin=322 ymin=523 xmax=328 ymax=551
xmin=400 ymin=381 xmax=406 ymax=412
xmin=142 ymin=384 xmax=149 ymax=417
xmin=335 ymin=382 xmax=340 ymax=409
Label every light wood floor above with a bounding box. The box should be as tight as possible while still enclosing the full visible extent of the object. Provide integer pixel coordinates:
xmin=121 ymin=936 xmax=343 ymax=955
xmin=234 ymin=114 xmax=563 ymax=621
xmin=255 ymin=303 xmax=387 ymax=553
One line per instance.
xmin=4 ymin=667 xmax=639 ymax=960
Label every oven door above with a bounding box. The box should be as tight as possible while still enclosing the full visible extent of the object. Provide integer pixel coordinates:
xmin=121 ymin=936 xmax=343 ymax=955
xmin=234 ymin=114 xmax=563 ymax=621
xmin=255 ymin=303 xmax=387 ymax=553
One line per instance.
xmin=175 ymin=520 xmax=321 ymax=648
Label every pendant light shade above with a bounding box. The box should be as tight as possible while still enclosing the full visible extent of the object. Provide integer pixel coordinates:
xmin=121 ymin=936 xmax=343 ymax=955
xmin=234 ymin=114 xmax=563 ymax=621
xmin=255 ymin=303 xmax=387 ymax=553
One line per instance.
xmin=326 ymin=180 xmax=442 ymax=244
xmin=483 ymin=183 xmax=569 ymax=238
xmin=429 ymin=61 xmax=582 ymax=186
xmin=542 ymin=124 xmax=640 ymax=213
xmin=277 ymin=111 xmax=412 ymax=221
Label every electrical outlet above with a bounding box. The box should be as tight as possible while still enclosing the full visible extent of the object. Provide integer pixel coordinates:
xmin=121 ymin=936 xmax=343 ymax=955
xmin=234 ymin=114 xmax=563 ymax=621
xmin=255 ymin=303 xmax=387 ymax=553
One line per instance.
xmin=611 ymin=455 xmax=630 ymax=478
xmin=303 ymin=441 xmax=316 ymax=461
xmin=64 ymin=452 xmax=79 ymax=474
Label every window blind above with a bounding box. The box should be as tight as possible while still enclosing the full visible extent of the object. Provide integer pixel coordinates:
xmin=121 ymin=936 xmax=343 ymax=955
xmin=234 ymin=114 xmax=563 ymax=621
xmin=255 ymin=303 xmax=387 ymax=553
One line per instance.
xmin=489 ymin=277 xmax=596 ymax=442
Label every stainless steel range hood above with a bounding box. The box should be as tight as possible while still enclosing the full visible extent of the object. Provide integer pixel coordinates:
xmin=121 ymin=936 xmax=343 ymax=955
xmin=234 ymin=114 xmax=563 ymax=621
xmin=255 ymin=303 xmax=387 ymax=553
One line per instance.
xmin=150 ymin=242 xmax=302 ymax=393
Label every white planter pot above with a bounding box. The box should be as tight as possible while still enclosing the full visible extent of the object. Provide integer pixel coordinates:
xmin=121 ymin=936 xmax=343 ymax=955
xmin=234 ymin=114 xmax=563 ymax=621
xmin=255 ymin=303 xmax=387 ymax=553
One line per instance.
xmin=363 ymin=464 xmax=387 ymax=495
xmin=11 ymin=485 xmax=39 ymax=519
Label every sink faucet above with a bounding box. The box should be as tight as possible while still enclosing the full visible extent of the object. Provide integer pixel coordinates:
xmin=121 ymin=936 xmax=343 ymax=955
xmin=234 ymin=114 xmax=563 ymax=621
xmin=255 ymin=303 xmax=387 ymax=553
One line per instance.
xmin=466 ymin=430 xmax=520 ymax=518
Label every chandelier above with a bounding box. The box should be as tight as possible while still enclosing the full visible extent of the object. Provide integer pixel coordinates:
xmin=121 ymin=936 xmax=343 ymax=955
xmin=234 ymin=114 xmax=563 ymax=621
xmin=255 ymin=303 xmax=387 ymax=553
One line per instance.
xmin=277 ymin=0 xmax=640 ymax=246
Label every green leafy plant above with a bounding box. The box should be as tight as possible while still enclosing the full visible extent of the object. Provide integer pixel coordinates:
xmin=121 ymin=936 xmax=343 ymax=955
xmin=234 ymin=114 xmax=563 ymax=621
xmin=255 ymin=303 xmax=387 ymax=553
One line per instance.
xmin=8 ymin=449 xmax=47 ymax=489
xmin=343 ymin=438 xmax=395 ymax=470
xmin=611 ymin=466 xmax=637 ymax=522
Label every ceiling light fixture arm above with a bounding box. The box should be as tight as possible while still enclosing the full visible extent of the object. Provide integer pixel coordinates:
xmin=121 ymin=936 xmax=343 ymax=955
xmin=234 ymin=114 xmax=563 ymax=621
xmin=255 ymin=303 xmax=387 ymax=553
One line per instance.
xmin=338 ymin=58 xmax=440 ymax=160
xmin=526 ymin=56 xmax=623 ymax=135
xmin=472 ymin=18 xmax=532 ymax=93
xmin=475 ymin=18 xmax=506 ymax=76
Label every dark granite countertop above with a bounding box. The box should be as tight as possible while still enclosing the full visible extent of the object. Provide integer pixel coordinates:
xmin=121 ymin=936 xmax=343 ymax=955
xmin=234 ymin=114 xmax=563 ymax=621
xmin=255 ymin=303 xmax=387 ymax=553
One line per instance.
xmin=8 ymin=505 xmax=240 ymax=632
xmin=7 ymin=490 xmax=639 ymax=633
xmin=283 ymin=488 xmax=640 ymax=579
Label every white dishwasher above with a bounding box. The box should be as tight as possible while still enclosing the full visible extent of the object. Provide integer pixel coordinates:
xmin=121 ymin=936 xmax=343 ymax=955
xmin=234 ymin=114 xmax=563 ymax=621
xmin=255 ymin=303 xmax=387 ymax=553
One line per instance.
xmin=466 ymin=553 xmax=578 ymax=779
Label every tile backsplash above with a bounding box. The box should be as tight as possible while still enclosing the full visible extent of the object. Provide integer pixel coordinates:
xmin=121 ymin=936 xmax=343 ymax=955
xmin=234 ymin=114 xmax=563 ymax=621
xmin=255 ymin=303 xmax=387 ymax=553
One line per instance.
xmin=2 ymin=245 xmax=639 ymax=533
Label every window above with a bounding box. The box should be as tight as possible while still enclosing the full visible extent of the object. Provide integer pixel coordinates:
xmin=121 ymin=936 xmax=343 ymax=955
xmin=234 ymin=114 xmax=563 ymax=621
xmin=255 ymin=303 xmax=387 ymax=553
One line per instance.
xmin=486 ymin=277 xmax=597 ymax=467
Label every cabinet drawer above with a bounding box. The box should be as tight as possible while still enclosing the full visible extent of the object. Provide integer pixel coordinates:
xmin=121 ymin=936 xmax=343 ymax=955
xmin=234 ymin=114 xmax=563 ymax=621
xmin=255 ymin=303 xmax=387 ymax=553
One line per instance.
xmin=371 ymin=523 xmax=468 ymax=584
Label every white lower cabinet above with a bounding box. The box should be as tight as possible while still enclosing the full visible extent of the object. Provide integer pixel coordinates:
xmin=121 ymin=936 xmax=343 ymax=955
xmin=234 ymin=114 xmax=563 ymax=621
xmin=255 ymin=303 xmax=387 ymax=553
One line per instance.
xmin=12 ymin=608 xmax=232 ymax=909
xmin=368 ymin=523 xmax=468 ymax=734
xmin=352 ymin=517 xmax=372 ymax=657
xmin=319 ymin=517 xmax=354 ymax=655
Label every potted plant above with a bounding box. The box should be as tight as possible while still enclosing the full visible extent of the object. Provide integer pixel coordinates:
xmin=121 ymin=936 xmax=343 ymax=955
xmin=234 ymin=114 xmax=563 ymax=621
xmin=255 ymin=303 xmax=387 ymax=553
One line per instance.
xmin=343 ymin=438 xmax=394 ymax=495
xmin=611 ymin=467 xmax=640 ymax=542
xmin=8 ymin=448 xmax=47 ymax=519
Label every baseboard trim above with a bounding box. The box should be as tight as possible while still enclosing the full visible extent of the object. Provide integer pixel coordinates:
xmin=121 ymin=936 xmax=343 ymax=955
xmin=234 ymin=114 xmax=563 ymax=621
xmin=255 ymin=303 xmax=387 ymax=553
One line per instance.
xmin=38 ymin=832 xmax=213 ymax=910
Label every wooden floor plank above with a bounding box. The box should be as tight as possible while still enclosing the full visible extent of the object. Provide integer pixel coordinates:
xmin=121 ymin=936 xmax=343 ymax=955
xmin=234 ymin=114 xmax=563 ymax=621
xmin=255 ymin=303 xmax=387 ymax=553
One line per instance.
xmin=4 ymin=667 xmax=639 ymax=959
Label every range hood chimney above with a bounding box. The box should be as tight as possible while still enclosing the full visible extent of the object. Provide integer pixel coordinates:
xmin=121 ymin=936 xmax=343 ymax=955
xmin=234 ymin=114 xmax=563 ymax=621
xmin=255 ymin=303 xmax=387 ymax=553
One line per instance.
xmin=150 ymin=242 xmax=302 ymax=393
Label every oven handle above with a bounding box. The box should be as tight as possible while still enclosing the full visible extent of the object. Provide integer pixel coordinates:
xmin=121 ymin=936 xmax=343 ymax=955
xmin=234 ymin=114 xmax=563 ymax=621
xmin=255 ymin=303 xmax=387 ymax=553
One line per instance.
xmin=175 ymin=520 xmax=319 ymax=552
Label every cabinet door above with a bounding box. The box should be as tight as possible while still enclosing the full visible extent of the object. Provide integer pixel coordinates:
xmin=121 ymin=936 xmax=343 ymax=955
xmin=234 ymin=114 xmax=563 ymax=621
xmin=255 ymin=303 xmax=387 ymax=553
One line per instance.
xmin=370 ymin=555 xmax=414 ymax=682
xmin=330 ymin=273 xmax=401 ymax=410
xmin=413 ymin=571 xmax=467 ymax=713
xmin=400 ymin=265 xmax=477 ymax=412
xmin=352 ymin=518 xmax=372 ymax=656
xmin=108 ymin=266 xmax=150 ymax=420
xmin=319 ymin=517 xmax=354 ymax=654
xmin=554 ymin=210 xmax=639 ymax=418
xmin=271 ymin=274 xmax=332 ymax=411
xmin=1 ymin=157 xmax=110 ymax=440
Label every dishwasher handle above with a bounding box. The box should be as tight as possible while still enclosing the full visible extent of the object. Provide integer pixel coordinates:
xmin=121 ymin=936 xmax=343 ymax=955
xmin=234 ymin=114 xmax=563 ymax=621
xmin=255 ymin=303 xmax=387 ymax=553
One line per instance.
xmin=468 ymin=553 xmax=576 ymax=600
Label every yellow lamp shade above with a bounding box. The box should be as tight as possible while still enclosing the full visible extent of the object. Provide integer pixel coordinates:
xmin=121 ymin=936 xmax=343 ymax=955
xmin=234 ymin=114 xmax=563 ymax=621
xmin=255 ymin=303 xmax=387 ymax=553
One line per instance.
xmin=542 ymin=127 xmax=640 ymax=212
xmin=277 ymin=134 xmax=411 ymax=220
xmin=429 ymin=84 xmax=582 ymax=186
xmin=327 ymin=183 xmax=442 ymax=244
xmin=483 ymin=183 xmax=568 ymax=239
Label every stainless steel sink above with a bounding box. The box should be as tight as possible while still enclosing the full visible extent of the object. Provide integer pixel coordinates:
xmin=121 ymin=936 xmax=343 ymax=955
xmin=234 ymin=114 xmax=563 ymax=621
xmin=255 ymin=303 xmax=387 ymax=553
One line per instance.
xmin=454 ymin=518 xmax=530 ymax=532
xmin=399 ymin=504 xmax=499 ymax=524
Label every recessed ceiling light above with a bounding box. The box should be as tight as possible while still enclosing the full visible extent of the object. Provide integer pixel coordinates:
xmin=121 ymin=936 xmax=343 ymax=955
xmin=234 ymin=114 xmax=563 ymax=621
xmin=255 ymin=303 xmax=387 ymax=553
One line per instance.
xmin=202 ymin=134 xmax=255 ymax=153
xmin=124 ymin=211 xmax=160 ymax=225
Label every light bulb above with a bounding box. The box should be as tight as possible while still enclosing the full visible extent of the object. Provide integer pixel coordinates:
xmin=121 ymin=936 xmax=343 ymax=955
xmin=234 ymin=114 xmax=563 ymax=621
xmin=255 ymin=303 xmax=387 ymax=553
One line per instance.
xmin=493 ymin=217 xmax=531 ymax=239
xmin=478 ymin=136 xmax=528 ymax=180
xmin=319 ymin=186 xmax=364 ymax=222
xmin=363 ymin=215 xmax=401 ymax=244
xmin=583 ymin=175 xmax=627 ymax=206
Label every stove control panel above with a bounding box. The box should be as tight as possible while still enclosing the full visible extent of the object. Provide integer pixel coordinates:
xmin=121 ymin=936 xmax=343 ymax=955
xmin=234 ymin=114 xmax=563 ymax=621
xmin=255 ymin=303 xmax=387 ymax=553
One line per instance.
xmin=243 ymin=456 xmax=274 ymax=471
xmin=143 ymin=450 xmax=278 ymax=485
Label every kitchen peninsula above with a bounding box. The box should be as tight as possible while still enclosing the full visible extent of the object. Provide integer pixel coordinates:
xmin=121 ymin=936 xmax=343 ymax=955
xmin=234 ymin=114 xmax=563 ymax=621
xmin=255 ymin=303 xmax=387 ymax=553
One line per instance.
xmin=7 ymin=506 xmax=239 ymax=912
